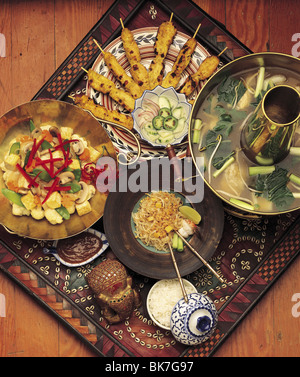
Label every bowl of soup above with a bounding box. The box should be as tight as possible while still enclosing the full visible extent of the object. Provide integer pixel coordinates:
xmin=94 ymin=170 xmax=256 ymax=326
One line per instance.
xmin=189 ymin=52 xmax=300 ymax=216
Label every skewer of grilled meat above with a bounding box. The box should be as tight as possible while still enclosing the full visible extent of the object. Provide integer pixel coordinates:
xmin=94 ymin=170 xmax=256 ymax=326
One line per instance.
xmin=120 ymin=19 xmax=150 ymax=91
xmin=86 ymin=68 xmax=135 ymax=112
xmin=73 ymin=94 xmax=133 ymax=130
xmin=93 ymin=39 xmax=143 ymax=100
xmin=179 ymin=47 xmax=227 ymax=97
xmin=148 ymin=18 xmax=177 ymax=89
xmin=161 ymin=23 xmax=201 ymax=89
xmin=179 ymin=55 xmax=220 ymax=96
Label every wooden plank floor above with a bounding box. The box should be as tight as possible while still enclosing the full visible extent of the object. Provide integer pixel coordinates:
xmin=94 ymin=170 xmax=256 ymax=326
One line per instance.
xmin=1 ymin=0 xmax=300 ymax=357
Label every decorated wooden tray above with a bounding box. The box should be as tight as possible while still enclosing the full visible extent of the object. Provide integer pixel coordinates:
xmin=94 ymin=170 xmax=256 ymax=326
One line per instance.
xmin=1 ymin=0 xmax=299 ymax=358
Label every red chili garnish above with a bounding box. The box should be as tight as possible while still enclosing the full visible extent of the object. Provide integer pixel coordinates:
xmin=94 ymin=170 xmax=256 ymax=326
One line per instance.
xmin=52 ymin=158 xmax=73 ymax=178
xmin=42 ymin=177 xmax=71 ymax=204
xmin=16 ymin=163 xmax=39 ymax=188
xmin=42 ymin=177 xmax=60 ymax=205
xmin=27 ymin=138 xmax=37 ymax=169
xmin=28 ymin=171 xmax=42 ymax=189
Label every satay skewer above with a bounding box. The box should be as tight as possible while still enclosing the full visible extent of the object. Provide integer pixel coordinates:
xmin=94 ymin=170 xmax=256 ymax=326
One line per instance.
xmin=70 ymin=93 xmax=134 ymax=130
xmin=120 ymin=18 xmax=150 ymax=91
xmin=179 ymin=46 xmax=228 ymax=97
xmin=148 ymin=15 xmax=177 ymax=89
xmin=93 ymin=38 xmax=143 ymax=99
xmin=81 ymin=67 xmax=135 ymax=112
xmin=161 ymin=23 xmax=201 ymax=89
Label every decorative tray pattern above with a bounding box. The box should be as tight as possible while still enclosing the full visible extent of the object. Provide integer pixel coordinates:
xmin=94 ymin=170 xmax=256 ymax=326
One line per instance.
xmin=2 ymin=0 xmax=298 ymax=358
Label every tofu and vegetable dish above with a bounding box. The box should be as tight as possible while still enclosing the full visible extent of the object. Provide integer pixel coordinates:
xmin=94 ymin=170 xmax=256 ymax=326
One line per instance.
xmin=1 ymin=119 xmax=103 ymax=225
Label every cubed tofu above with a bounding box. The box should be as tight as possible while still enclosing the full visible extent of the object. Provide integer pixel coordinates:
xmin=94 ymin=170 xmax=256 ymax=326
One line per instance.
xmin=68 ymin=158 xmax=81 ymax=170
xmin=60 ymin=127 xmax=74 ymax=140
xmin=65 ymin=203 xmax=76 ymax=215
xmin=12 ymin=203 xmax=30 ymax=216
xmin=45 ymin=191 xmax=61 ymax=209
xmin=4 ymin=154 xmax=20 ymax=170
xmin=18 ymin=175 xmax=29 ymax=189
xmin=76 ymin=200 xmax=92 ymax=216
xmin=88 ymin=147 xmax=101 ymax=163
xmin=21 ymin=191 xmax=36 ymax=211
xmin=44 ymin=208 xmax=63 ymax=225
xmin=52 ymin=150 xmax=64 ymax=168
xmin=31 ymin=207 xmax=45 ymax=220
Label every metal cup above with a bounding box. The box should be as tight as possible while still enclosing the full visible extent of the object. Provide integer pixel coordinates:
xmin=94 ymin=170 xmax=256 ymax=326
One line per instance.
xmin=241 ymin=85 xmax=300 ymax=165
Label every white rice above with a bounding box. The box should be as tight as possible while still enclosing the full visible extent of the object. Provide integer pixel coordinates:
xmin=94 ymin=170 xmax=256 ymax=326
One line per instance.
xmin=147 ymin=278 xmax=196 ymax=328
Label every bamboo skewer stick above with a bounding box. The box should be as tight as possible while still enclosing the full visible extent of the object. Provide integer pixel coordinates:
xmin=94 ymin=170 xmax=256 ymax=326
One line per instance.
xmin=218 ymin=46 xmax=228 ymax=57
xmin=168 ymin=242 xmax=189 ymax=303
xmin=174 ymin=230 xmax=225 ymax=284
xmin=120 ymin=17 xmax=124 ymax=29
xmin=193 ymin=23 xmax=201 ymax=39
xmin=93 ymin=38 xmax=104 ymax=53
xmin=169 ymin=12 xmax=173 ymax=22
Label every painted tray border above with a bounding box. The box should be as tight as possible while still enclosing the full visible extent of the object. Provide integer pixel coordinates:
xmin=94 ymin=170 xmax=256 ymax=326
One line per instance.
xmin=3 ymin=0 xmax=296 ymax=358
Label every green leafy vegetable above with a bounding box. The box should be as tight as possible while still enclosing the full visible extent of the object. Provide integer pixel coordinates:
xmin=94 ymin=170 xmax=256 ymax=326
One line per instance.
xmin=212 ymin=151 xmax=235 ymax=170
xmin=2 ymin=188 xmax=24 ymax=207
xmin=217 ymin=76 xmax=246 ymax=106
xmin=55 ymin=205 xmax=70 ymax=220
xmin=30 ymin=168 xmax=52 ymax=182
xmin=254 ymin=166 xmax=294 ymax=209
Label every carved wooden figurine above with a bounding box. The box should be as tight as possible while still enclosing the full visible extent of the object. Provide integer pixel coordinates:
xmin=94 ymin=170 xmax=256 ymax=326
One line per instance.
xmin=86 ymin=259 xmax=141 ymax=324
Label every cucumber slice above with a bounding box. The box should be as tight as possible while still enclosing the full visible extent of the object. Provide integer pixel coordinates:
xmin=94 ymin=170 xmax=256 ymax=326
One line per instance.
xmin=172 ymin=106 xmax=185 ymax=119
xmin=177 ymin=237 xmax=184 ymax=252
xmin=157 ymin=135 xmax=175 ymax=144
xmin=157 ymin=130 xmax=173 ymax=138
xmin=144 ymin=123 xmax=158 ymax=135
xmin=174 ymin=118 xmax=186 ymax=134
xmin=158 ymin=96 xmax=171 ymax=109
xmin=172 ymin=233 xmax=178 ymax=249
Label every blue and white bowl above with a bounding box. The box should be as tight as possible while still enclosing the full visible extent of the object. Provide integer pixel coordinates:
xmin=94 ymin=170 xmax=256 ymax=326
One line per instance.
xmin=170 ymin=292 xmax=218 ymax=345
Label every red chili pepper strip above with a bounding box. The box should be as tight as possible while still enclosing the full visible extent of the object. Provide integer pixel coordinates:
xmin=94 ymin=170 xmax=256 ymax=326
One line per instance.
xmin=52 ymin=158 xmax=73 ymax=178
xmin=28 ymin=171 xmax=42 ymax=189
xmin=44 ymin=185 xmax=71 ymax=192
xmin=34 ymin=157 xmax=53 ymax=178
xmin=42 ymin=177 xmax=60 ymax=205
xmin=27 ymin=138 xmax=37 ymax=169
xmin=16 ymin=163 xmax=39 ymax=188
xmin=35 ymin=157 xmax=64 ymax=166
xmin=49 ymin=149 xmax=54 ymax=177
xmin=54 ymin=138 xmax=79 ymax=151
xmin=42 ymin=177 xmax=71 ymax=205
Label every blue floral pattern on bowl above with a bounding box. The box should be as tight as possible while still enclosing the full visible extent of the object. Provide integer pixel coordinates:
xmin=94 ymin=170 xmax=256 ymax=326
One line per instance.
xmin=170 ymin=292 xmax=218 ymax=345
xmin=132 ymin=86 xmax=192 ymax=147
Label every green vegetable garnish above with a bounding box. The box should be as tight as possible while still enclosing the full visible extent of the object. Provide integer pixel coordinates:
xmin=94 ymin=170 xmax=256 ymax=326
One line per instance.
xmin=1 ymin=188 xmax=25 ymax=207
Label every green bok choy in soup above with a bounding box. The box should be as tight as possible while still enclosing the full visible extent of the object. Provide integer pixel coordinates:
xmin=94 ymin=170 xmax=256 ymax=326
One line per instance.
xmin=192 ymin=67 xmax=300 ymax=213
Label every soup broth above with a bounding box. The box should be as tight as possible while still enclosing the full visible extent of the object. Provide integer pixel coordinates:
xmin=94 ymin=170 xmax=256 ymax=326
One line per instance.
xmin=193 ymin=66 xmax=300 ymax=214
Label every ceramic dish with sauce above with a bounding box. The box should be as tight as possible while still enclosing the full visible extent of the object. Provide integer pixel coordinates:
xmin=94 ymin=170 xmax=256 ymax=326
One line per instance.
xmin=43 ymin=228 xmax=109 ymax=267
